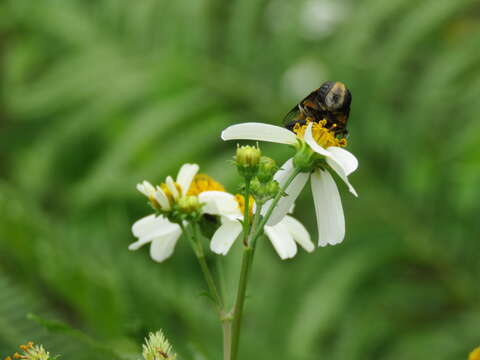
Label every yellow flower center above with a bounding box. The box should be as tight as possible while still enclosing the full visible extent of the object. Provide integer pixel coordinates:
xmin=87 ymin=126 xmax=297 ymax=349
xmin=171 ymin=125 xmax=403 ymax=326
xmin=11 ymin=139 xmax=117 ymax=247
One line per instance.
xmin=470 ymin=347 xmax=480 ymax=360
xmin=292 ymin=118 xmax=347 ymax=148
xmin=235 ymin=194 xmax=254 ymax=218
xmin=187 ymin=174 xmax=225 ymax=196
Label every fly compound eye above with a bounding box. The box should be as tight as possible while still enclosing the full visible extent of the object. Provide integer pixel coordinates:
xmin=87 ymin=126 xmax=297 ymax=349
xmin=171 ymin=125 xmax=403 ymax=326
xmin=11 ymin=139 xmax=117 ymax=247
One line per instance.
xmin=325 ymin=82 xmax=346 ymax=110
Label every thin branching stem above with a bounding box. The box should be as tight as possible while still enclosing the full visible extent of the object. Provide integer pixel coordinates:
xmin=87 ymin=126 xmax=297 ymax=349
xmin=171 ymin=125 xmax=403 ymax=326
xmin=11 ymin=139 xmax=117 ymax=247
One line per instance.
xmin=229 ymin=168 xmax=302 ymax=360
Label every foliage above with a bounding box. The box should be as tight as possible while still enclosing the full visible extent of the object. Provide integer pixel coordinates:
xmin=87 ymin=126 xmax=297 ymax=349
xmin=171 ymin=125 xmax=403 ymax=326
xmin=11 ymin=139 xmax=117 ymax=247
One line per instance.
xmin=1 ymin=0 xmax=479 ymax=359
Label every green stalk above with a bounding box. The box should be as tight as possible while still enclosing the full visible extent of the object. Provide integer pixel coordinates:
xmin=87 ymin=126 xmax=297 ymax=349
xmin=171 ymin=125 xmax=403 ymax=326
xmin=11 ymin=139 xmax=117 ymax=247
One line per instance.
xmin=242 ymin=179 xmax=252 ymax=246
xmin=182 ymin=222 xmax=224 ymax=314
xmin=194 ymin=223 xmax=224 ymax=311
xmin=250 ymin=167 xmax=302 ymax=247
xmin=229 ymin=246 xmax=254 ymax=360
xmin=229 ymin=168 xmax=301 ymax=360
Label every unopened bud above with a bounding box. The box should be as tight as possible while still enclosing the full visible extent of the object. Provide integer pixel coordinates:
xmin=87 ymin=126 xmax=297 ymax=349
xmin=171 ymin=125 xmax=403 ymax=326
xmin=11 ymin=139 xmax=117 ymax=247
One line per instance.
xmin=178 ymin=196 xmax=201 ymax=214
xmin=293 ymin=140 xmax=315 ymax=172
xmin=265 ymin=180 xmax=280 ymax=196
xmin=235 ymin=145 xmax=261 ymax=178
xmin=257 ymin=156 xmax=277 ymax=183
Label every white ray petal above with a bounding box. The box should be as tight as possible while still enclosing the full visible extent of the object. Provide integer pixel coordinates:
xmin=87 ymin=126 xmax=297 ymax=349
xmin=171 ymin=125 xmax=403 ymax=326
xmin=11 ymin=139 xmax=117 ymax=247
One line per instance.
xmin=176 ymin=163 xmax=199 ymax=196
xmin=265 ymin=222 xmax=298 ymax=259
xmin=210 ymin=220 xmax=243 ymax=255
xmin=221 ymin=123 xmax=297 ymax=145
xmin=137 ymin=180 xmax=155 ymax=197
xmin=149 ymin=227 xmax=182 ymax=262
xmin=325 ymin=157 xmax=358 ymax=197
xmin=166 ymin=176 xmax=180 ymax=199
xmin=154 ymin=187 xmax=170 ymax=211
xmin=281 ymin=215 xmax=314 ymax=252
xmin=327 ymin=147 xmax=358 ymax=176
xmin=131 ymin=214 xmax=178 ymax=239
xmin=311 ymin=170 xmax=345 ymax=247
xmin=199 ymin=191 xmax=240 ymax=216
xmin=264 ymin=159 xmax=309 ymax=225
xmin=303 ymin=122 xmax=331 ymax=157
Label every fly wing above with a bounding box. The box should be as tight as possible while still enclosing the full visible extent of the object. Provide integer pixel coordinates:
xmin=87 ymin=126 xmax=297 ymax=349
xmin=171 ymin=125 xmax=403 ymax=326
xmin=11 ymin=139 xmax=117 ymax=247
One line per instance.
xmin=282 ymin=90 xmax=319 ymax=129
xmin=282 ymin=105 xmax=302 ymax=128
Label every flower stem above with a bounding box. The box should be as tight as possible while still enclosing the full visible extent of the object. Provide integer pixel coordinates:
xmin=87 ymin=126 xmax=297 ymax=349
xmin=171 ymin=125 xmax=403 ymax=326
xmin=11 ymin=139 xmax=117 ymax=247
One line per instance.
xmin=183 ymin=222 xmax=224 ymax=314
xmin=229 ymin=167 xmax=301 ymax=360
xmin=230 ymin=246 xmax=254 ymax=360
xmin=250 ymin=167 xmax=302 ymax=247
xmin=242 ymin=179 xmax=252 ymax=246
xmin=223 ymin=320 xmax=232 ymax=360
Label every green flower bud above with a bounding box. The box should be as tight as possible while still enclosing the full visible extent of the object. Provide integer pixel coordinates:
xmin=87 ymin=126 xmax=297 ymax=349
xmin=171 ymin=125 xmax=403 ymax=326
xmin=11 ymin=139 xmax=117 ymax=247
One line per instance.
xmin=265 ymin=180 xmax=280 ymax=196
xmin=257 ymin=156 xmax=278 ymax=183
xmin=293 ymin=140 xmax=315 ymax=172
xmin=250 ymin=177 xmax=263 ymax=194
xmin=177 ymin=195 xmax=201 ymax=214
xmin=235 ymin=145 xmax=261 ymax=179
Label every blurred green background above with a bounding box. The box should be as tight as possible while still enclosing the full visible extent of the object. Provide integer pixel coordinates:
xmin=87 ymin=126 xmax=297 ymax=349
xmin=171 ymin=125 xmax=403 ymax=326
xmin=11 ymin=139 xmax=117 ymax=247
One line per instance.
xmin=1 ymin=0 xmax=480 ymax=359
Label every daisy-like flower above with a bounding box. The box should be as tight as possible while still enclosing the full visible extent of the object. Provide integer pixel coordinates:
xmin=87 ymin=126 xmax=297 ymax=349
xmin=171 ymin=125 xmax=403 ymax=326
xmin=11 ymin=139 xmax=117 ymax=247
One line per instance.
xmin=198 ymin=191 xmax=314 ymax=259
xmin=221 ymin=120 xmax=358 ymax=246
xmin=130 ymin=164 xmax=225 ymax=262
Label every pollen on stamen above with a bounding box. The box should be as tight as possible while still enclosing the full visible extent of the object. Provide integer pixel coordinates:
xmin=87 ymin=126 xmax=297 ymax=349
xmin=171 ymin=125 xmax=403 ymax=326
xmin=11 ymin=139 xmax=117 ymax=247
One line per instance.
xmin=292 ymin=118 xmax=347 ymax=148
xmin=187 ymin=174 xmax=225 ymax=196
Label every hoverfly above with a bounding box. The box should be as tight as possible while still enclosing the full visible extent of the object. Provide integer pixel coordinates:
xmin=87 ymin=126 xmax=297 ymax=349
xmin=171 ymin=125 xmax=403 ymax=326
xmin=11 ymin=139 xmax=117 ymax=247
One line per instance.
xmin=283 ymin=81 xmax=352 ymax=137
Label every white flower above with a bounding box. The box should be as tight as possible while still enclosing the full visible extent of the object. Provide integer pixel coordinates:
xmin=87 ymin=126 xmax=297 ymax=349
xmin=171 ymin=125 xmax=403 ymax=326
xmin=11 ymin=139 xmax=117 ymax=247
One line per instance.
xmin=130 ymin=164 xmax=224 ymax=262
xmin=198 ymin=191 xmax=314 ymax=260
xmin=221 ymin=121 xmax=358 ymax=246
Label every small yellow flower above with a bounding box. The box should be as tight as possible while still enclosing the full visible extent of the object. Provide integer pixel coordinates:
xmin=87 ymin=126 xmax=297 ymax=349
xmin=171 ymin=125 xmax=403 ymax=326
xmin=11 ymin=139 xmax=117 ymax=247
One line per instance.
xmin=6 ymin=342 xmax=51 ymax=360
xmin=131 ymin=166 xmax=227 ymax=263
xmin=142 ymin=331 xmax=177 ymax=360
xmin=469 ymin=346 xmax=480 ymax=360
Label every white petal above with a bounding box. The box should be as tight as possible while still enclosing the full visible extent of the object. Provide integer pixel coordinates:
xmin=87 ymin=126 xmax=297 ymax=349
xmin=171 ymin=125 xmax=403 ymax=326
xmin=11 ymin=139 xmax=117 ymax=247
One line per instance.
xmin=264 ymin=159 xmax=309 ymax=225
xmin=327 ymin=147 xmax=358 ymax=176
xmin=166 ymin=176 xmax=180 ymax=199
xmin=131 ymin=214 xmax=177 ymax=239
xmin=304 ymin=122 xmax=331 ymax=157
xmin=281 ymin=215 xmax=314 ymax=252
xmin=265 ymin=222 xmax=298 ymax=259
xmin=149 ymin=227 xmax=182 ymax=262
xmin=154 ymin=187 xmax=171 ymax=211
xmin=325 ymin=156 xmax=358 ymax=197
xmin=311 ymin=170 xmax=345 ymax=246
xmin=221 ymin=123 xmax=297 ymax=145
xmin=130 ymin=215 xmax=180 ymax=250
xmin=176 ymin=163 xmax=199 ymax=196
xmin=199 ymin=191 xmax=240 ymax=216
xmin=136 ymin=180 xmax=155 ymax=197
xmin=210 ymin=220 xmax=243 ymax=255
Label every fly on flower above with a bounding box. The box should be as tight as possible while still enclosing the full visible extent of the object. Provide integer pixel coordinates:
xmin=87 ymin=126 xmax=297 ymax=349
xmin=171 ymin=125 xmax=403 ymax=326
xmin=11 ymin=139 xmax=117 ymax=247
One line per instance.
xmin=283 ymin=81 xmax=352 ymax=138
xmin=221 ymin=110 xmax=358 ymax=247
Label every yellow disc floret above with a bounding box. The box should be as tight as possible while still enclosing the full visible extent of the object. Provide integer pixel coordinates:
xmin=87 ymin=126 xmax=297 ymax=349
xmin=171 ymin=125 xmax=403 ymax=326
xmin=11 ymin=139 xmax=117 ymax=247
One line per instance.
xmin=187 ymin=174 xmax=225 ymax=196
xmin=293 ymin=118 xmax=347 ymax=148
xmin=235 ymin=194 xmax=254 ymax=218
xmin=470 ymin=347 xmax=480 ymax=360
xmin=8 ymin=342 xmax=51 ymax=360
